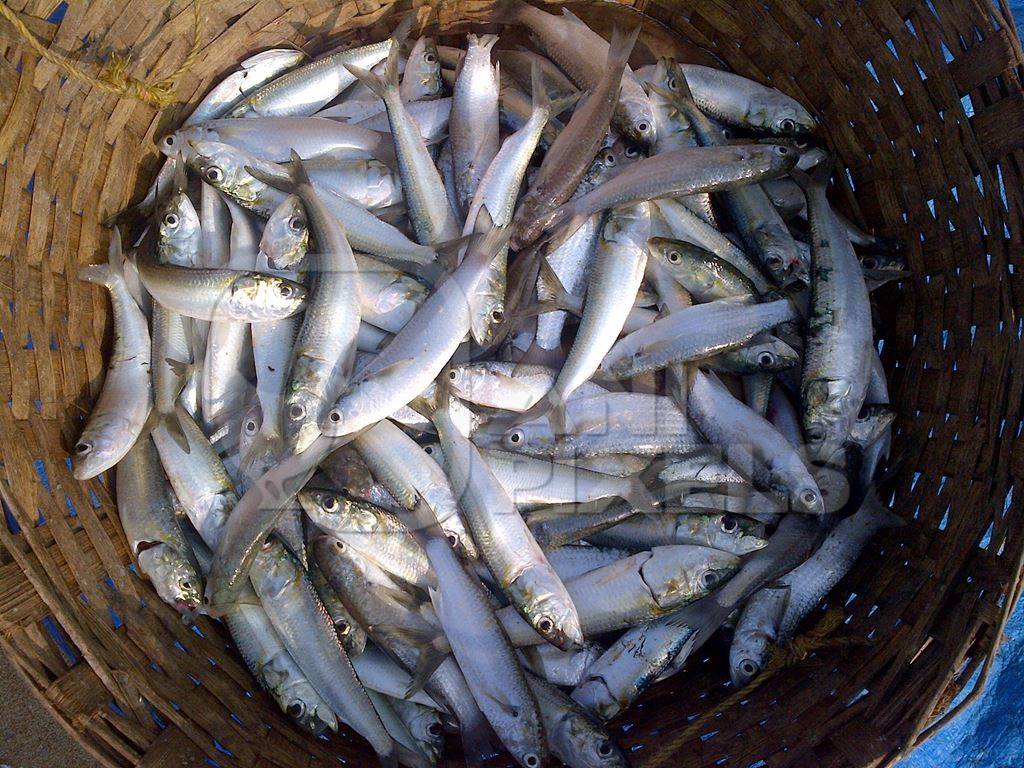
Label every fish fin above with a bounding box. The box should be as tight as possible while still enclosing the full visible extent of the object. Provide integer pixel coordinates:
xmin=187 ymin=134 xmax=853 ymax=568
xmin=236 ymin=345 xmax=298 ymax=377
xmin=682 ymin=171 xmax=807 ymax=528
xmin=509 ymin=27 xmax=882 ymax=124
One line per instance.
xmin=405 ymin=644 xmax=448 ymax=698
xmin=606 ymin=24 xmax=641 ymax=73
xmin=479 ymin=690 xmax=522 ymax=721
xmin=547 ymin=398 xmax=568 ymax=437
xmin=391 ymin=12 xmax=416 ymax=50
xmin=511 ymin=386 xmax=557 ymax=428
xmin=107 ymin=226 xmax=126 ymax=275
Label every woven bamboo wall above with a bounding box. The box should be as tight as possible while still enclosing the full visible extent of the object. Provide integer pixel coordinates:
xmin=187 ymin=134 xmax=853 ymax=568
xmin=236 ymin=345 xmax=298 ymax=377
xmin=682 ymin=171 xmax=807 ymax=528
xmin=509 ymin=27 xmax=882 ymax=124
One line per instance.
xmin=1 ymin=1 xmax=1023 ymax=766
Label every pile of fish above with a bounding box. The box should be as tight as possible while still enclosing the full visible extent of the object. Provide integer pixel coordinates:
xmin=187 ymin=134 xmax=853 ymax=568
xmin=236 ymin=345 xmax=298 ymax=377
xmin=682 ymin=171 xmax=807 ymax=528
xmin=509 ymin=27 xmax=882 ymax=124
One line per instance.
xmin=77 ymin=3 xmax=907 ymax=766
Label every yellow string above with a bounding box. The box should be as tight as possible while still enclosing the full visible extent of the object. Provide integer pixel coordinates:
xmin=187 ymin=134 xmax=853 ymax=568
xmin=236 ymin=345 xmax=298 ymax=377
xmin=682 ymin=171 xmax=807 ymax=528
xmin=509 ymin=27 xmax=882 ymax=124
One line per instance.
xmin=646 ymin=608 xmax=872 ymax=768
xmin=0 ymin=0 xmax=202 ymax=109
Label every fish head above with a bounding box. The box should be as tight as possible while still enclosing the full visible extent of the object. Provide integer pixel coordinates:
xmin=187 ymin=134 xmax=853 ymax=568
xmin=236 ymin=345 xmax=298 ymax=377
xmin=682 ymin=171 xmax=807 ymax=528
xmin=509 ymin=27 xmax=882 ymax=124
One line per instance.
xmin=189 ymin=140 xmax=269 ymax=208
xmin=583 ymin=140 xmax=642 ymax=190
xmin=761 ymin=237 xmax=804 ymax=285
xmin=264 ymin=657 xmax=339 ymax=733
xmin=227 ymin=274 xmax=306 ymax=320
xmin=421 ymin=442 xmax=444 ymax=467
xmin=408 ymin=36 xmax=442 ymax=96
xmin=282 ymin=388 xmax=325 ymax=456
xmin=136 ymin=542 xmax=203 ymax=614
xmin=261 ymin=194 xmax=308 ymax=269
xmin=745 ymin=94 xmax=817 ymax=136
xmin=158 ymin=189 xmax=202 ymax=265
xmin=659 ymin=548 xmax=741 ymax=602
xmin=157 ymin=125 xmax=212 ymax=159
xmin=729 ymin=636 xmax=769 ymax=687
xmin=554 ymin=714 xmax=627 ymax=768
xmin=512 ymin=569 xmax=584 ymax=651
xmin=710 ymin=513 xmax=768 ymax=554
xmin=619 ymin=96 xmax=658 ymax=150
xmin=72 ymin=412 xmax=134 ymax=479
xmin=803 ymin=377 xmax=858 ymax=460
xmin=849 ymin=404 xmax=896 ymax=450
xmin=736 ymin=336 xmax=801 ymax=373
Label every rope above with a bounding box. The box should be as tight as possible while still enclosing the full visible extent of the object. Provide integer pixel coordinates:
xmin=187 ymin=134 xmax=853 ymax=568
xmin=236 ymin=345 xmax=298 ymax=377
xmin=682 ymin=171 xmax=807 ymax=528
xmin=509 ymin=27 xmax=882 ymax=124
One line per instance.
xmin=0 ymin=0 xmax=202 ymax=108
xmin=645 ymin=608 xmax=872 ymax=768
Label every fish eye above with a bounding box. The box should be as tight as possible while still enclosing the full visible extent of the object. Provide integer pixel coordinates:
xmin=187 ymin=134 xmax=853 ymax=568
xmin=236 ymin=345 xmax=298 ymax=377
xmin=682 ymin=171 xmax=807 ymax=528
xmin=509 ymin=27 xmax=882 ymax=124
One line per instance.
xmin=597 ymin=740 xmax=614 ymax=757
xmin=323 ymin=494 xmax=340 ymax=512
xmin=336 ymin=619 xmax=350 ymax=635
xmin=75 ymin=441 xmax=92 ymax=455
xmin=179 ymin=578 xmax=193 ymax=590
xmin=794 ymin=137 xmax=809 ymax=150
xmin=244 ymin=419 xmax=258 ymax=435
xmin=328 ymin=409 xmax=343 ymax=424
xmin=667 ymin=250 xmax=681 ymax=264
xmin=446 ymin=532 xmax=459 ymax=547
xmin=163 ymin=135 xmax=176 ymax=147
xmin=506 ymin=428 xmax=525 ymax=445
xmin=448 ymin=370 xmax=458 ymax=380
xmin=758 ymin=351 xmax=775 ymax=368
xmin=490 ymin=308 xmax=504 ymax=323
xmin=776 ymin=145 xmax=790 ymax=155
xmin=288 ymin=216 xmax=306 ymax=232
xmin=424 ymin=445 xmax=434 ymax=454
xmin=740 ymin=659 xmax=758 ymax=677
xmin=163 ymin=212 xmax=179 ymax=228
xmin=537 ymin=615 xmax=554 ymax=634
xmin=524 ymin=754 xmax=539 ymax=768
xmin=667 ymin=76 xmax=677 ymax=90
xmin=701 ymin=570 xmax=719 ymax=588
xmin=287 ymin=702 xmax=306 ymax=718
xmin=636 ymin=120 xmax=651 ymax=134
xmin=801 ymin=489 xmax=819 ymax=507
xmin=278 ymin=282 xmax=295 ymax=298
xmin=806 ymin=426 xmax=824 ymax=442
xmin=205 ymin=166 xmax=224 ymax=183
xmin=288 ymin=403 xmax=306 ymax=421
xmin=766 ymin=253 xmax=784 ymax=268
xmin=721 ymin=514 xmax=738 ymax=533
xmin=862 ymin=256 xmax=877 ymax=270
xmin=779 ymin=118 xmax=797 ymax=133
xmin=604 ymin=152 xmax=616 ymax=165
xmin=624 ymin=145 xmax=640 ymax=158
xmin=428 ymin=722 xmax=443 ymax=737
xmin=424 ymin=52 xmax=437 ymax=64
xmin=334 ymin=538 xmax=346 ymax=550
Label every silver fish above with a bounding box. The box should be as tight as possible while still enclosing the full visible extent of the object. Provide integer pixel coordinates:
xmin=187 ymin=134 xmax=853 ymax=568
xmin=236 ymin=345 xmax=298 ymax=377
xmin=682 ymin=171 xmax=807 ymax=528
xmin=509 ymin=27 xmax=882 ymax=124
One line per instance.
xmin=797 ymin=162 xmax=873 ymax=461
xmin=451 ymin=34 xmax=501 ymax=215
xmin=74 ymin=251 xmax=152 ymax=479
xmin=728 ymin=584 xmax=789 ymax=686
xmin=229 ymin=32 xmax=402 ymax=117
xmin=347 ymin=44 xmax=460 ymax=246
xmin=117 ymin=437 xmax=202 ymax=613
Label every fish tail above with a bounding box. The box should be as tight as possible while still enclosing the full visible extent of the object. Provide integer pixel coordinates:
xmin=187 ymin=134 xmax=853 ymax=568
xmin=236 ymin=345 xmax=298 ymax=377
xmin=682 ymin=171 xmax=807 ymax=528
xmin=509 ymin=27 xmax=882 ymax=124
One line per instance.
xmin=670 ymin=59 xmax=697 ymax=106
xmin=862 ymin=486 xmax=905 ymax=529
xmin=344 ymin=60 xmax=393 ymax=100
xmin=78 ymin=263 xmax=117 ymax=288
xmin=607 ymin=24 xmax=641 ymax=74
xmin=790 ymin=157 xmax=832 ymax=191
xmin=145 ymin=406 xmax=192 ymax=454
xmin=529 ymin=62 xmax=552 ymax=116
xmin=624 ymin=470 xmax=659 ymax=515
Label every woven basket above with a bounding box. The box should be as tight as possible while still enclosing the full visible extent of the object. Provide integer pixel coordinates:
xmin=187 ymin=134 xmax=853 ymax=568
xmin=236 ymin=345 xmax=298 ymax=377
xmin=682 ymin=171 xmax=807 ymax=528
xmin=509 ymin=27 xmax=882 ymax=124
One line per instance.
xmin=1 ymin=0 xmax=1023 ymax=766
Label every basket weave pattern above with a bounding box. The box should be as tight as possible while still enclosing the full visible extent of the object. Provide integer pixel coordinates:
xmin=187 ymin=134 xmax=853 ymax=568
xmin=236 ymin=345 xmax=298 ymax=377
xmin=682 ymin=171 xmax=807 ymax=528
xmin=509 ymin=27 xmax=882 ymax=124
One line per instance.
xmin=1 ymin=1 xmax=1023 ymax=766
